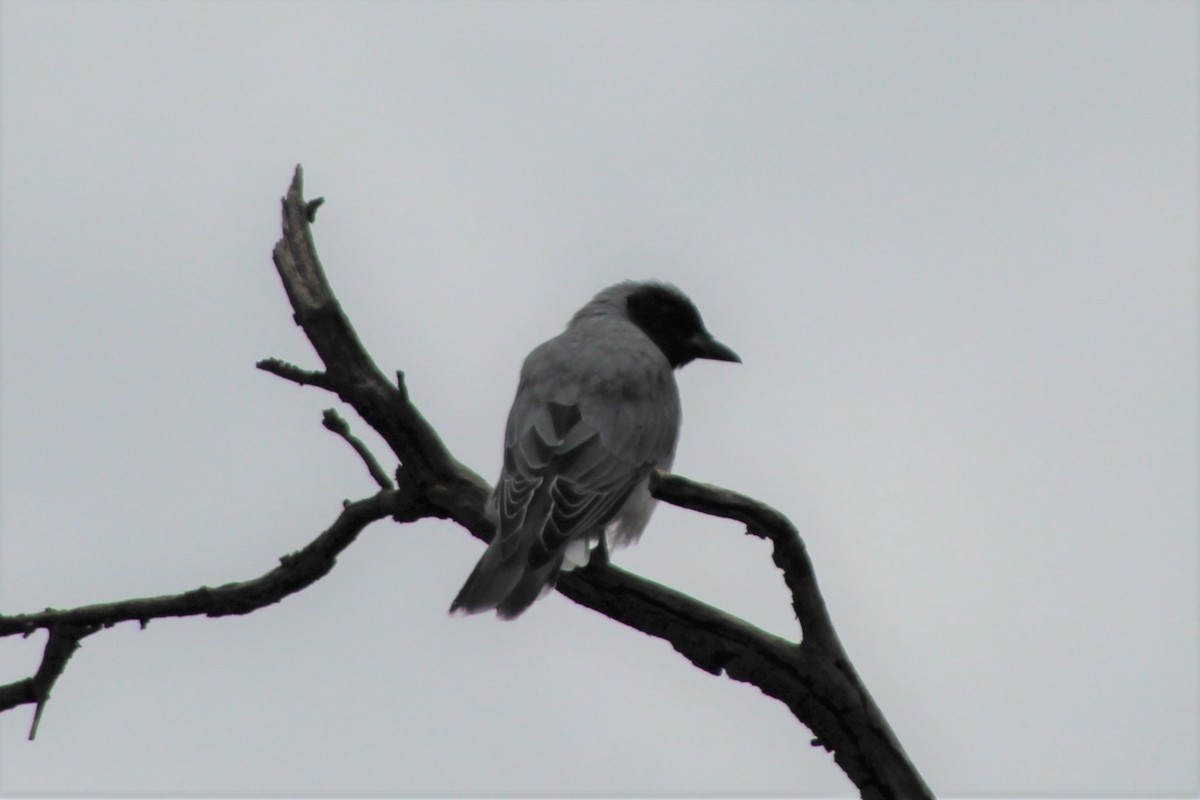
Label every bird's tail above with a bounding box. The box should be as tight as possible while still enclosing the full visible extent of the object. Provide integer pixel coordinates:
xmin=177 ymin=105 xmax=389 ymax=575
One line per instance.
xmin=449 ymin=521 xmax=564 ymax=620
xmin=449 ymin=537 xmax=522 ymax=616
xmin=494 ymin=558 xmax=561 ymax=619
xmin=449 ymin=543 xmax=563 ymax=619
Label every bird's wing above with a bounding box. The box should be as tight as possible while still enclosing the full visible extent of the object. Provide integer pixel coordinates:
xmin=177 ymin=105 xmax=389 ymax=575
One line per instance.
xmin=495 ymin=368 xmax=679 ymax=571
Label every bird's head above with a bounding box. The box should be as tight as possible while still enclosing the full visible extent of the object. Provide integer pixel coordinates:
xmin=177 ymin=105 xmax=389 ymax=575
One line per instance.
xmin=619 ymin=282 xmax=741 ymax=369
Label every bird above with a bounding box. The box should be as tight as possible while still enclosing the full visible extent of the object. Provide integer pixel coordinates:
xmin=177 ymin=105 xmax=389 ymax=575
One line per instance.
xmin=449 ymin=280 xmax=740 ymax=619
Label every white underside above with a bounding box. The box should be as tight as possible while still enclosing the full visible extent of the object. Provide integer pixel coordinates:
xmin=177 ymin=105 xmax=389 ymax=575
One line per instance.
xmin=559 ymin=481 xmax=660 ymax=572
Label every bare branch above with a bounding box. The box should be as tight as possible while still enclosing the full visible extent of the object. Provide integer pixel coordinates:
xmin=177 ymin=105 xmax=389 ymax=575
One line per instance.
xmin=268 ymin=166 xmax=483 ymax=487
xmin=0 ymin=166 xmax=933 ymax=799
xmin=419 ymin=460 xmax=932 ymax=799
xmin=647 ymin=471 xmax=931 ymax=798
xmin=648 ymin=471 xmax=839 ymax=653
xmin=254 ymin=165 xmax=933 ymax=799
xmin=0 ymin=490 xmax=416 ymax=649
xmin=304 ymin=196 xmax=325 ymax=222
xmin=0 ymin=624 xmax=95 ymax=738
xmin=322 ymin=409 xmax=395 ymax=490
xmin=257 ymin=356 xmax=333 ymax=389
xmin=27 ymin=625 xmax=93 ymax=739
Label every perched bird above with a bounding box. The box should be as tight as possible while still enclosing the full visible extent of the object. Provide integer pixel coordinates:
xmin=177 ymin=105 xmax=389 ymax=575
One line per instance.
xmin=450 ymin=281 xmax=740 ymax=619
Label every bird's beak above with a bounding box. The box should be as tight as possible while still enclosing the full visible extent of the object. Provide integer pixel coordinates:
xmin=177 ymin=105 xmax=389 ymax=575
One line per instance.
xmin=692 ymin=333 xmax=741 ymax=364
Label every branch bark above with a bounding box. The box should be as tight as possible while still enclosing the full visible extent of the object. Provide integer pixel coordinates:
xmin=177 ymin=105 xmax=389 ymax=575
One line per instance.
xmin=0 ymin=166 xmax=934 ymax=799
xmin=0 ymin=487 xmax=422 ymax=731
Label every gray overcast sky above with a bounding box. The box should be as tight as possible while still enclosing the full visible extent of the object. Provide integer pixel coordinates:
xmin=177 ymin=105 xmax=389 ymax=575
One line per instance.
xmin=1 ymin=1 xmax=1195 ymax=797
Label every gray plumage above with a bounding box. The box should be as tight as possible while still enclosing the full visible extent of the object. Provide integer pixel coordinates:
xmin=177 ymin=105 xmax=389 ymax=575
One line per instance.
xmin=450 ymin=281 xmax=739 ymax=619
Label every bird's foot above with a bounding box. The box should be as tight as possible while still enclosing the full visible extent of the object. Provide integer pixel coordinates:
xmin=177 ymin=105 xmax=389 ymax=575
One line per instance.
xmin=587 ymin=534 xmax=611 ymax=571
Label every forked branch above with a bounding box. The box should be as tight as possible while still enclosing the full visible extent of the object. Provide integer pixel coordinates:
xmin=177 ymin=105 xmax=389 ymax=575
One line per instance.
xmin=0 ymin=167 xmax=932 ymax=799
xmin=257 ymin=166 xmax=932 ymax=798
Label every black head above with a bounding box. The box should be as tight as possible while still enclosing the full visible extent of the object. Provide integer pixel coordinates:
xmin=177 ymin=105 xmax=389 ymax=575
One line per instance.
xmin=624 ymin=283 xmax=741 ymax=369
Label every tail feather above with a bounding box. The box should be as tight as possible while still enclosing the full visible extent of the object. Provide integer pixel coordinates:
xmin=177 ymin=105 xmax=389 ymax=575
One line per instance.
xmin=449 ymin=490 xmax=576 ymax=619
xmin=495 ymin=557 xmax=564 ymax=620
xmin=449 ymin=539 xmax=566 ymax=619
xmin=449 ymin=494 xmax=562 ymax=618
xmin=448 ymin=539 xmax=526 ymax=616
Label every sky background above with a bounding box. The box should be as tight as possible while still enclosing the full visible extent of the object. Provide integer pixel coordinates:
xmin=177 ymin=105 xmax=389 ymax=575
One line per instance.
xmin=1 ymin=1 xmax=1196 ymax=798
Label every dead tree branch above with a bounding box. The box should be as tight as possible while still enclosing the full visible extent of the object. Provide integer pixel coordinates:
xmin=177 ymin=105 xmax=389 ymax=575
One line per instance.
xmin=322 ymin=409 xmax=395 ymax=490
xmin=0 ymin=166 xmax=933 ymax=799
xmin=0 ymin=487 xmax=421 ymax=730
xmin=0 ymin=490 xmax=422 ymax=644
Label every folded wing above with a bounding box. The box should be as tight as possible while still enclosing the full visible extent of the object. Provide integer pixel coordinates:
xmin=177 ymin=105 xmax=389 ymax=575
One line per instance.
xmin=450 ymin=371 xmax=679 ymax=618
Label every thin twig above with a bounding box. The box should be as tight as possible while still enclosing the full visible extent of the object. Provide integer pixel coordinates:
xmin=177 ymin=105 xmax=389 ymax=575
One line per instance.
xmin=322 ymin=409 xmax=395 ymax=489
xmin=304 ymin=197 xmax=325 ymax=223
xmin=256 ymin=357 xmax=333 ymax=389
xmin=268 ymin=166 xmax=484 ymax=486
xmin=27 ymin=625 xmax=93 ymax=739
